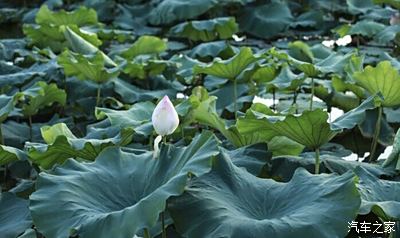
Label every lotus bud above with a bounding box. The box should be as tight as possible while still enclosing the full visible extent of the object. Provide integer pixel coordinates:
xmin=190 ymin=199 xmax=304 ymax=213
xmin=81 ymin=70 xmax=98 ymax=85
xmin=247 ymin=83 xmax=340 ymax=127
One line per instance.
xmin=152 ymin=95 xmax=179 ymax=136
xmin=390 ymin=13 xmax=400 ymax=25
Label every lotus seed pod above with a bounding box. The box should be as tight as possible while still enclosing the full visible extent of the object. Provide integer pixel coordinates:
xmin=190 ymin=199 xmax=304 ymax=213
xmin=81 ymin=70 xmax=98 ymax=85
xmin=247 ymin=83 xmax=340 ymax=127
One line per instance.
xmin=152 ymin=95 xmax=179 ymax=136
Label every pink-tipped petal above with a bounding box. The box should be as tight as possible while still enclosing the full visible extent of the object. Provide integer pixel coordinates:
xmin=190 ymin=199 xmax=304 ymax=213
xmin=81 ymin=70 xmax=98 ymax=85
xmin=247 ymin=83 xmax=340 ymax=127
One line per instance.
xmin=152 ymin=95 xmax=180 ymax=136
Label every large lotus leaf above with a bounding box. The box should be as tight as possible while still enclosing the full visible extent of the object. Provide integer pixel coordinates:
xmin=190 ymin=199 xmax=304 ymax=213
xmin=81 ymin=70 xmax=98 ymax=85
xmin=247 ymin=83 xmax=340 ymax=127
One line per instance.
xmin=0 ymin=192 xmax=32 ymax=238
xmin=62 ymin=26 xmax=115 ymax=66
xmin=30 ymin=132 xmax=220 ymax=238
xmin=354 ymin=61 xmax=400 ymax=107
xmin=210 ymin=80 xmax=253 ymax=113
xmin=23 ymin=24 xmax=101 ymax=53
xmin=264 ymin=155 xmax=395 ymax=182
xmin=290 ymin=10 xmax=324 ymax=29
xmin=238 ymin=94 xmax=380 ymax=150
xmin=373 ymin=0 xmax=400 ymax=9
xmin=347 ymin=0 xmax=377 ymax=14
xmin=222 ymin=143 xmax=271 ymax=176
xmin=355 ymin=167 xmax=400 ymax=220
xmin=0 ymin=145 xmax=27 ymax=166
xmin=239 ymin=1 xmax=293 ymax=39
xmin=189 ymin=93 xmax=246 ymax=147
xmin=315 ymin=52 xmax=356 ymax=75
xmin=95 ymin=101 xmax=155 ymax=136
xmin=342 ymin=20 xmax=386 ymax=37
xmin=0 ymin=60 xmax=58 ymax=89
xmin=21 ymin=81 xmax=66 ymax=117
xmin=246 ymin=64 xmax=277 ymax=84
xmin=266 ymin=64 xmax=303 ymax=91
xmin=375 ymin=25 xmax=400 ymax=44
xmin=36 ymin=5 xmax=98 ymax=26
xmin=288 ymin=41 xmax=314 ymax=63
xmin=28 ymin=123 xmax=133 ymax=169
xmin=188 ymin=41 xmax=235 ymax=59
xmin=57 ymin=50 xmax=120 ymax=84
xmin=121 ymin=35 xmax=167 ymax=59
xmin=169 ymin=153 xmax=360 ymax=238
xmin=0 ymin=94 xmax=21 ymax=123
xmin=148 ymin=0 xmax=217 ymax=25
xmin=330 ymin=93 xmax=383 ymax=130
xmin=169 ymin=17 xmax=238 ymax=42
xmin=267 ymin=136 xmax=304 ymax=156
xmin=359 ymin=108 xmax=395 ymax=147
xmin=194 ymin=47 xmax=258 ymax=80
xmin=123 ymin=59 xmax=172 ymax=79
xmin=112 ymin=78 xmax=179 ymax=104
xmin=242 ymin=109 xmax=336 ymax=149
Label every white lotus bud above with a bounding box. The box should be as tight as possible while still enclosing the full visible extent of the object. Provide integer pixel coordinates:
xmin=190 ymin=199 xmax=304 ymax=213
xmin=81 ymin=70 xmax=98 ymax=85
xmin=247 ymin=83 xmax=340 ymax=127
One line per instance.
xmin=390 ymin=13 xmax=400 ymax=25
xmin=152 ymin=95 xmax=179 ymax=136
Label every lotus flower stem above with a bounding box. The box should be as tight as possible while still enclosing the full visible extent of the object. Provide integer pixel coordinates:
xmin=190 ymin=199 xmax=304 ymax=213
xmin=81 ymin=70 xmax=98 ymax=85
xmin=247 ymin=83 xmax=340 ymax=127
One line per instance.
xmin=315 ymin=148 xmax=320 ymax=174
xmin=28 ymin=115 xmax=33 ymax=141
xmin=309 ymin=77 xmax=314 ymax=111
xmin=144 ymin=228 xmax=151 ymax=238
xmin=272 ymin=88 xmax=276 ymax=110
xmin=369 ymin=106 xmax=382 ymax=161
xmin=161 ymin=211 xmax=166 ymax=238
xmin=96 ymin=84 xmax=101 ymax=107
xmin=233 ymin=78 xmax=238 ymax=119
xmin=0 ymin=123 xmax=3 ymax=145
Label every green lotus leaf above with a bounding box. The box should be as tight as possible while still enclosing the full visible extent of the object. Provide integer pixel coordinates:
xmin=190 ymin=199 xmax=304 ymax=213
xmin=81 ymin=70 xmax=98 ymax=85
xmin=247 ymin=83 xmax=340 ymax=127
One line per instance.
xmin=0 ymin=145 xmax=27 ymax=166
xmin=36 ymin=5 xmax=98 ymax=26
xmin=123 ymin=59 xmax=172 ymax=79
xmin=247 ymin=64 xmax=277 ymax=84
xmin=30 ymin=132 xmax=220 ymax=238
xmin=375 ymin=25 xmax=400 ymax=44
xmin=194 ymin=47 xmax=258 ymax=80
xmin=169 ymin=17 xmax=238 ymax=42
xmin=62 ymin=26 xmax=115 ymax=66
xmin=189 ymin=93 xmax=246 ymax=147
xmin=358 ymin=108 xmax=395 ymax=147
xmin=345 ymin=20 xmax=386 ymax=37
xmin=21 ymin=81 xmax=66 ymax=117
xmin=288 ymin=40 xmax=314 ymax=63
xmin=0 ymin=94 xmax=21 ymax=123
xmin=0 ymin=193 xmax=32 ymax=238
xmin=331 ymin=93 xmax=383 ymax=130
xmin=28 ymin=123 xmax=133 ymax=169
xmin=373 ymin=0 xmax=400 ymax=9
xmin=95 ymin=101 xmax=155 ymax=136
xmin=239 ymin=1 xmax=293 ymax=39
xmin=121 ymin=35 xmax=167 ymax=59
xmin=291 ymin=10 xmax=323 ymax=28
xmin=57 ymin=50 xmax=120 ymax=84
xmin=238 ymin=94 xmax=381 ymax=150
xmin=267 ymin=136 xmax=305 ymax=156
xmin=189 ymin=41 xmax=235 ymax=59
xmin=222 ymin=143 xmax=270 ymax=176
xmin=148 ymin=0 xmax=217 ymax=25
xmin=355 ymin=167 xmax=400 ymax=220
xmin=23 ymin=24 xmax=101 ymax=53
xmin=112 ymin=78 xmax=179 ymax=104
xmin=265 ymin=154 xmax=395 ymax=182
xmin=189 ymin=91 xmax=303 ymax=154
xmin=169 ymin=154 xmax=360 ymax=238
xmin=266 ymin=64 xmax=304 ymax=90
xmin=354 ymin=61 xmax=400 ymax=107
